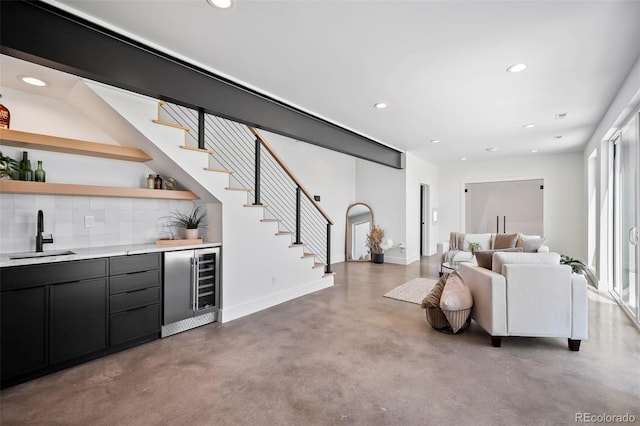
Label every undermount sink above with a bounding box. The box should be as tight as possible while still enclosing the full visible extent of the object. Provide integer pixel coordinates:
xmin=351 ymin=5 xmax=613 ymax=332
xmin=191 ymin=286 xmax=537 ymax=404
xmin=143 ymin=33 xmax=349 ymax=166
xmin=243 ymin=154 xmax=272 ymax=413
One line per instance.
xmin=9 ymin=250 xmax=76 ymax=260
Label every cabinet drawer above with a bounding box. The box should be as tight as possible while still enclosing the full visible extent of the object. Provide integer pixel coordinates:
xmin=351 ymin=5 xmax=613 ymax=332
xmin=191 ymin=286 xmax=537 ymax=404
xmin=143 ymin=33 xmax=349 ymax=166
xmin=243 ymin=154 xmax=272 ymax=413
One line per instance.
xmin=110 ymin=304 xmax=160 ymax=346
xmin=110 ymin=269 xmax=161 ymax=295
xmin=110 ymin=253 xmax=160 ymax=276
xmin=110 ymin=287 xmax=161 ymax=313
xmin=1 ymin=258 xmax=108 ymax=291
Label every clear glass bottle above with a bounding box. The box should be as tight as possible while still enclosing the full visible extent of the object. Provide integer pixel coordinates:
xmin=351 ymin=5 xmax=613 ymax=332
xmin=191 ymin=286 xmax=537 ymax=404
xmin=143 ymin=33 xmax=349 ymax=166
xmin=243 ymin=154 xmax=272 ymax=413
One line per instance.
xmin=147 ymin=174 xmax=155 ymax=189
xmin=0 ymin=94 xmax=10 ymax=129
xmin=34 ymin=161 xmax=46 ymax=182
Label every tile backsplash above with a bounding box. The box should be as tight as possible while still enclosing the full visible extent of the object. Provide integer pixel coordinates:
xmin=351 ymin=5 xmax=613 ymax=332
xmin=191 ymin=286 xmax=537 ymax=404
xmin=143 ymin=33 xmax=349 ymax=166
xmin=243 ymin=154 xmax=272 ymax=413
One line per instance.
xmin=0 ymin=193 xmax=197 ymax=253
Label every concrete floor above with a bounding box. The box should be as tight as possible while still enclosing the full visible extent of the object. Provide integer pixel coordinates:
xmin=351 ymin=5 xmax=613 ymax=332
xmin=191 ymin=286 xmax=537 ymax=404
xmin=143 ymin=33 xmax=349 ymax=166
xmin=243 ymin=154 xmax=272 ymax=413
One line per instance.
xmin=1 ymin=257 xmax=639 ymax=425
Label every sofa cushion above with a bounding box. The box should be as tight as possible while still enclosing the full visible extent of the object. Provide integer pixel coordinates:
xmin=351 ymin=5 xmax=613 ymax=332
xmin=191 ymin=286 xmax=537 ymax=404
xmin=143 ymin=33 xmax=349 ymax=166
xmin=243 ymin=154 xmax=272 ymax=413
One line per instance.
xmin=463 ymin=233 xmax=492 ymax=252
xmin=522 ymin=237 xmax=547 ymax=252
xmin=493 ymin=233 xmax=518 ymax=249
xmin=492 ymin=252 xmax=561 ymax=274
xmin=440 ymin=272 xmax=473 ymax=333
xmin=475 ymin=247 xmax=523 ymax=270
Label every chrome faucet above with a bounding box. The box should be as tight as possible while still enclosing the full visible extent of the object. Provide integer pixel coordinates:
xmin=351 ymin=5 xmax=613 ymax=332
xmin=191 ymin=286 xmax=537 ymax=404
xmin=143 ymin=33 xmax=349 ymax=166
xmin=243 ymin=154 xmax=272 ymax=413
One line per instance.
xmin=36 ymin=210 xmax=54 ymax=252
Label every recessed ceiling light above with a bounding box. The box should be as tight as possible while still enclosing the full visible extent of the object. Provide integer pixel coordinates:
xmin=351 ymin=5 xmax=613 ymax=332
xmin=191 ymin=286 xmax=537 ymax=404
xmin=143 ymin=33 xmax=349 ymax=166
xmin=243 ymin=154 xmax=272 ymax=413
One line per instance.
xmin=373 ymin=102 xmax=387 ymax=109
xmin=506 ymin=63 xmax=527 ymax=73
xmin=206 ymin=0 xmax=234 ymax=8
xmin=523 ymin=124 xmax=535 ymax=129
xmin=460 ymin=157 xmax=468 ymax=161
xmin=485 ymin=147 xmax=498 ymax=152
xmin=555 ymin=113 xmax=568 ymax=120
xmin=554 ymin=135 xmax=563 ymax=140
xmin=19 ymin=76 xmax=48 ymax=87
xmin=430 ymin=139 xmax=440 ymax=144
xmin=530 ymin=149 xmax=539 ymax=153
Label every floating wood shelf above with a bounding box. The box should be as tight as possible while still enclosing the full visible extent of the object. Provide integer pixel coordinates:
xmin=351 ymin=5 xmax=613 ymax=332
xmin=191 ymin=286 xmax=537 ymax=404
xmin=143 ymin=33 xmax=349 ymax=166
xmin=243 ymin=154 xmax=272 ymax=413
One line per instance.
xmin=0 ymin=129 xmax=152 ymax=162
xmin=0 ymin=180 xmax=198 ymax=200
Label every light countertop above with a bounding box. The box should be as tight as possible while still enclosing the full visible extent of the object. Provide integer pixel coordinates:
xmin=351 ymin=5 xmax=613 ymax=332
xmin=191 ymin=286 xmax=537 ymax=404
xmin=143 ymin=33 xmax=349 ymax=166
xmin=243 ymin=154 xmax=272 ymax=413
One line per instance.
xmin=0 ymin=242 xmax=222 ymax=268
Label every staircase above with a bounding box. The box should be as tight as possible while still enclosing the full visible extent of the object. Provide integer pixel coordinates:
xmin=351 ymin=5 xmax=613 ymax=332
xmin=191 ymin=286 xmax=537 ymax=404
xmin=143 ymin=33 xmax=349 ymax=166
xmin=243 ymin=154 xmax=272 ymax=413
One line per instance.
xmin=69 ymin=80 xmax=334 ymax=323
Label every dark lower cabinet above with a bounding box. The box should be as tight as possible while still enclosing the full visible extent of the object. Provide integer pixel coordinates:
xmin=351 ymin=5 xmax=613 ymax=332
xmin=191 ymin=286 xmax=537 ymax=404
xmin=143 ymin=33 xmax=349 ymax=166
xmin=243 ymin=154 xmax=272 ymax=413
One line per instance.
xmin=49 ymin=278 xmax=108 ymax=364
xmin=0 ymin=286 xmax=48 ymax=380
xmin=1 ymin=253 xmax=162 ymax=388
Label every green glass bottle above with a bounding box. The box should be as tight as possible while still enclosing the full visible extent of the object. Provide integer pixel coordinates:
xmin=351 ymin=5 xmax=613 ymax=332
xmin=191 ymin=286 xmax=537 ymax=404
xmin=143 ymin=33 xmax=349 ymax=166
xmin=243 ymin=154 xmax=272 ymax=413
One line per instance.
xmin=19 ymin=151 xmax=33 ymax=181
xmin=34 ymin=161 xmax=45 ymax=182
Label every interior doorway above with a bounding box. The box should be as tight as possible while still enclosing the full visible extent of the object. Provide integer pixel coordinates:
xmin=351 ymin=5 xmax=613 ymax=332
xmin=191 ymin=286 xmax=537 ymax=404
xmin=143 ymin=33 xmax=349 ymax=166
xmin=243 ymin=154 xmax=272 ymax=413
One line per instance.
xmin=420 ymin=184 xmax=430 ymax=256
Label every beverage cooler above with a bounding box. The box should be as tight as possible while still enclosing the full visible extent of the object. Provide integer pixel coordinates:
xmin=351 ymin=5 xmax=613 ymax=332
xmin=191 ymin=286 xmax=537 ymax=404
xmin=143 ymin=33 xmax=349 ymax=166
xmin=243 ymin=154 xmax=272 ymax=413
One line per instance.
xmin=162 ymin=247 xmax=220 ymax=338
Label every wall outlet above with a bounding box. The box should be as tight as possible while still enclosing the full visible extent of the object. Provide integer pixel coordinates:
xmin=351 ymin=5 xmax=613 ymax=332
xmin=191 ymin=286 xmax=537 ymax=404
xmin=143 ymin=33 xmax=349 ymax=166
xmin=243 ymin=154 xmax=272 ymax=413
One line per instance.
xmin=84 ymin=215 xmax=95 ymax=228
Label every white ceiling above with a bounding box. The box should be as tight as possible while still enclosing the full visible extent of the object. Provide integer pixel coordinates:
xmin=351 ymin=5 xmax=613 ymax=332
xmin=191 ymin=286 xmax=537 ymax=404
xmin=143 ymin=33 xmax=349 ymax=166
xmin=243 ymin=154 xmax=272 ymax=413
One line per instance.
xmin=4 ymin=0 xmax=640 ymax=165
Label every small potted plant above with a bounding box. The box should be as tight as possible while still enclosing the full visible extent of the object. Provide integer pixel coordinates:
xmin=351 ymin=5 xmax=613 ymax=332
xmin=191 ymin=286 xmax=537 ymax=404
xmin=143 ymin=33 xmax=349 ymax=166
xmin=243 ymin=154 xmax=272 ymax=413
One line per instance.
xmin=0 ymin=151 xmax=19 ymax=180
xmin=366 ymin=225 xmax=386 ymax=264
xmin=467 ymin=242 xmax=481 ymax=255
xmin=169 ymin=204 xmax=208 ymax=240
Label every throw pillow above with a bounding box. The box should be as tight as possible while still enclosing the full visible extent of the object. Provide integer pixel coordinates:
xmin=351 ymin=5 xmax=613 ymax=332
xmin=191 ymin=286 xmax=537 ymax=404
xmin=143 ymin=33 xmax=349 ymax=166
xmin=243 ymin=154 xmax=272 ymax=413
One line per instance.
xmin=517 ymin=236 xmax=547 ymax=252
xmin=463 ymin=233 xmax=491 ymax=252
xmin=493 ymin=233 xmax=518 ymax=249
xmin=475 ymin=247 xmax=523 ymax=270
xmin=439 ymin=272 xmax=473 ymax=333
xmin=421 ymin=275 xmax=449 ymax=330
xmin=492 ymin=252 xmax=561 ymax=274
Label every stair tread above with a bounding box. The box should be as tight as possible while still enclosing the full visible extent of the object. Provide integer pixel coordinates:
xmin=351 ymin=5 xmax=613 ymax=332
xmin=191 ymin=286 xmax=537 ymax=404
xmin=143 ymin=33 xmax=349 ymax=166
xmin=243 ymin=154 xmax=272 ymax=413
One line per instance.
xmin=289 ymin=243 xmax=305 ymax=248
xmin=313 ymin=262 xmax=326 ymax=268
xmin=276 ymin=231 xmax=293 ymax=235
xmin=226 ymin=187 xmax=252 ymax=192
xmin=152 ymin=119 xmax=190 ymax=131
xmin=244 ymin=204 xmax=268 ymax=208
xmin=302 ymin=253 xmax=315 ymax=258
xmin=180 ymin=145 xmax=214 ymax=155
xmin=204 ymin=167 xmax=233 ymax=174
xmin=260 ymin=219 xmax=281 ymax=222
xmin=323 ymin=272 xmax=336 ymax=277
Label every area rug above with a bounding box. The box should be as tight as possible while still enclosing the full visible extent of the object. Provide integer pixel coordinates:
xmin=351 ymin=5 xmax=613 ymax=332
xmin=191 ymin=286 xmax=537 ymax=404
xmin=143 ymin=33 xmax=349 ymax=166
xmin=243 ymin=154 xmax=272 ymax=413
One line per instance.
xmin=383 ymin=277 xmax=438 ymax=305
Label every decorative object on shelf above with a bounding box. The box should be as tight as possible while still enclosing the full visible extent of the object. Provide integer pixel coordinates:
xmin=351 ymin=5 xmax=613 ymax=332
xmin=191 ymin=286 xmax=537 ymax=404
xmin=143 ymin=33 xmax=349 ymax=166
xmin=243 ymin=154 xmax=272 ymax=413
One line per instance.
xmin=366 ymin=225 xmax=386 ymax=264
xmin=165 ymin=177 xmax=176 ymax=190
xmin=0 ymin=94 xmax=10 ymax=129
xmin=168 ymin=204 xmax=208 ymax=240
xmin=146 ymin=174 xmax=155 ymax=189
xmin=155 ymin=237 xmax=203 ymax=246
xmin=34 ymin=160 xmax=46 ymax=182
xmin=0 ymin=151 xmax=19 ymax=180
xmin=19 ymin=151 xmax=33 ymax=181
xmin=154 ymin=174 xmax=163 ymax=189
xmin=560 ymin=254 xmax=598 ymax=289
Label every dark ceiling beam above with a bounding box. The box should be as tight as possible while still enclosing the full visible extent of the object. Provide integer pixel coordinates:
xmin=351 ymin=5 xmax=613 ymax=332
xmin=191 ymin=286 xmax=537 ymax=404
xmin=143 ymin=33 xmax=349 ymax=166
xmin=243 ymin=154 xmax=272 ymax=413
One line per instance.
xmin=0 ymin=0 xmax=404 ymax=169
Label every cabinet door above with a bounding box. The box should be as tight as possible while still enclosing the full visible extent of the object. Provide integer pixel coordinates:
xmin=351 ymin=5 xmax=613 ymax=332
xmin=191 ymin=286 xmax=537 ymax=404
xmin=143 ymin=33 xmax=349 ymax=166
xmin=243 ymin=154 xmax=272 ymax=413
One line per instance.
xmin=50 ymin=278 xmax=107 ymax=364
xmin=1 ymin=286 xmax=48 ymax=381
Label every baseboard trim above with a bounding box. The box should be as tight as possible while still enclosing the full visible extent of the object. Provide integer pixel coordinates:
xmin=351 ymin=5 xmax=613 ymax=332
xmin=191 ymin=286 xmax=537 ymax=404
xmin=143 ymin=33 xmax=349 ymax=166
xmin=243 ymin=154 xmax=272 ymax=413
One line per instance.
xmin=219 ymin=275 xmax=334 ymax=323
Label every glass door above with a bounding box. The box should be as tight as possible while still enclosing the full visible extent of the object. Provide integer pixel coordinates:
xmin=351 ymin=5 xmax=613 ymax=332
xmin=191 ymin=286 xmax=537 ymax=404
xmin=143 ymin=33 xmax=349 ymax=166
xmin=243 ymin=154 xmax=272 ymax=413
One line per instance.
xmin=612 ymin=112 xmax=639 ymax=322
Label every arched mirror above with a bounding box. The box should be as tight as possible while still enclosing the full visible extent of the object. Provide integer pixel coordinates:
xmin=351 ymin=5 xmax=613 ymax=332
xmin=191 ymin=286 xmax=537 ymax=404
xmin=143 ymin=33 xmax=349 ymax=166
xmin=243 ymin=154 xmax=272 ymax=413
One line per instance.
xmin=346 ymin=202 xmax=374 ymax=261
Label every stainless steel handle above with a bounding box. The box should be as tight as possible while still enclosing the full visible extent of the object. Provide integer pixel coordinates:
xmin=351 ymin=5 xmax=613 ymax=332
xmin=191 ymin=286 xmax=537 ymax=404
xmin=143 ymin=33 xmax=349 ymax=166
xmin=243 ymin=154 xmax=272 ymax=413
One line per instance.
xmin=191 ymin=257 xmax=196 ymax=311
xmin=630 ymin=227 xmax=639 ymax=246
xmin=503 ymin=216 xmax=506 ymax=234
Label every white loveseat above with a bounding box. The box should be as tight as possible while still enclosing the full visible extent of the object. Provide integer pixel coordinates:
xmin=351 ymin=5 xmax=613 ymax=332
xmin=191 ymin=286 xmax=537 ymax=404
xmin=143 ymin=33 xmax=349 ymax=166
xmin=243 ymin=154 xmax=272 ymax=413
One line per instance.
xmin=457 ymin=252 xmax=588 ymax=351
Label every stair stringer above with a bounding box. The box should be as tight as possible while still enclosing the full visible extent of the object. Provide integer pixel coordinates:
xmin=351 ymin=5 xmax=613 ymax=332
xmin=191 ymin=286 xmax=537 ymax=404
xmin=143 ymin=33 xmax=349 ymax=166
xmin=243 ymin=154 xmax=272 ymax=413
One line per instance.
xmin=78 ymin=81 xmax=333 ymax=323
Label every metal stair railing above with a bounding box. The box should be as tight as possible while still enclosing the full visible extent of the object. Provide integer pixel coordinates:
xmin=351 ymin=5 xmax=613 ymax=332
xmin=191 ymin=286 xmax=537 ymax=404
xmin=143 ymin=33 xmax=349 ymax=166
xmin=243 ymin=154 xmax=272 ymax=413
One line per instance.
xmin=159 ymin=102 xmax=333 ymax=272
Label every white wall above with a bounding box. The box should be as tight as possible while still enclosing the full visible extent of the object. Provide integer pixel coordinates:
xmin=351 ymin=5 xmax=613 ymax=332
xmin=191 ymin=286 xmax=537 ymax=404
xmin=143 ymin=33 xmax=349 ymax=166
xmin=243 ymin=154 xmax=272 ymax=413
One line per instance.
xmin=405 ymin=153 xmax=439 ymax=259
xmin=438 ymin=152 xmax=585 ymax=258
xmin=264 ymin=131 xmax=356 ymax=264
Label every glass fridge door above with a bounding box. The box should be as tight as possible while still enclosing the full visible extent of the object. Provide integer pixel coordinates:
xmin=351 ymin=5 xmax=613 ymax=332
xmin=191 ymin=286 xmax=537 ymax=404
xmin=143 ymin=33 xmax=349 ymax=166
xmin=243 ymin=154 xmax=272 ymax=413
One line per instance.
xmin=194 ymin=247 xmax=220 ymax=312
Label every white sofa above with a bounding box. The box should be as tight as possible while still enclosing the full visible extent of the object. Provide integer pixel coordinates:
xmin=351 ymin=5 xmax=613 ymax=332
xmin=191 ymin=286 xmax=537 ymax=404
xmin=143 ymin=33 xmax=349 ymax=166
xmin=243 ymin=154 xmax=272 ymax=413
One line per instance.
xmin=437 ymin=232 xmax=549 ymax=265
xmin=457 ymin=252 xmax=588 ymax=351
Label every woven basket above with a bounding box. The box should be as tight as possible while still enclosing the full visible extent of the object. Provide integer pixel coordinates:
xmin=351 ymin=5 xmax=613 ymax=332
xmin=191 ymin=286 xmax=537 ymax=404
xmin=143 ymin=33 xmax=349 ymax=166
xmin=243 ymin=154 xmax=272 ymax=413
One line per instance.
xmin=425 ymin=306 xmax=449 ymax=330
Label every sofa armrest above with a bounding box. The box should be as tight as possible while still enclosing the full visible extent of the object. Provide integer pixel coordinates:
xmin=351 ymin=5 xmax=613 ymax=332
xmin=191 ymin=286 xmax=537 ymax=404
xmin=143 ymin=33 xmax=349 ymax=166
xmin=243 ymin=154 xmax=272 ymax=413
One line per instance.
xmin=437 ymin=241 xmax=450 ymax=264
xmin=537 ymin=245 xmax=550 ymax=253
xmin=457 ymin=263 xmax=507 ymax=336
xmin=571 ymin=273 xmax=588 ymax=340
